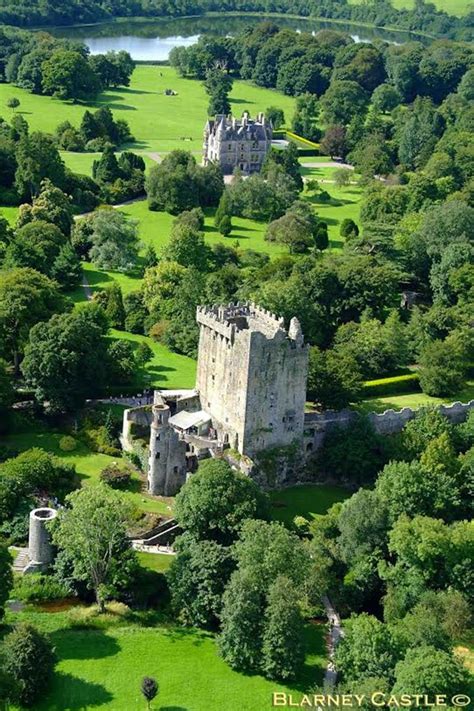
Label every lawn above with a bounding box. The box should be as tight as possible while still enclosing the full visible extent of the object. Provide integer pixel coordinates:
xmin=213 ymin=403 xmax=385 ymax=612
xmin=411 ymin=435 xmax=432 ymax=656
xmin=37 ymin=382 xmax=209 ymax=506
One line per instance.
xmin=5 ymin=606 xmax=326 ymax=711
xmin=270 ymin=484 xmax=349 ymax=526
xmin=2 ymin=430 xmax=173 ymax=518
xmin=0 ymin=65 xmax=296 ymax=156
xmin=348 ymin=0 xmax=472 ymax=16
xmin=0 ymin=206 xmax=19 ymax=224
xmin=358 ymin=379 xmax=474 ymax=414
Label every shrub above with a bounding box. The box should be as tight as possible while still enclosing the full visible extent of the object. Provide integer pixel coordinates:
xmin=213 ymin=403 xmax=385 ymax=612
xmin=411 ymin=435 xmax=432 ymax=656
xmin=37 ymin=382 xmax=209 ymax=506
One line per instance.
xmin=67 ymin=601 xmax=132 ymax=629
xmin=59 ymin=435 xmax=77 ymax=452
xmin=100 ymin=464 xmax=132 ymax=489
xmin=12 ymin=574 xmax=70 ymax=603
xmin=3 ymin=623 xmax=56 ymax=707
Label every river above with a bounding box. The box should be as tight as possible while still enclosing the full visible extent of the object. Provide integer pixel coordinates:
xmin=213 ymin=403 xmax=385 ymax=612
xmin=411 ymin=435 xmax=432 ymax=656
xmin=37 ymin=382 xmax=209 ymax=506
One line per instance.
xmin=47 ymin=14 xmax=423 ymax=61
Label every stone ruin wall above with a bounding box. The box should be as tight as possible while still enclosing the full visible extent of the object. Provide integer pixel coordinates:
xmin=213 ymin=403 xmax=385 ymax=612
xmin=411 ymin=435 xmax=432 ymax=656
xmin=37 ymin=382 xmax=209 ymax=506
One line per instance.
xmin=303 ymin=399 xmax=474 ymax=452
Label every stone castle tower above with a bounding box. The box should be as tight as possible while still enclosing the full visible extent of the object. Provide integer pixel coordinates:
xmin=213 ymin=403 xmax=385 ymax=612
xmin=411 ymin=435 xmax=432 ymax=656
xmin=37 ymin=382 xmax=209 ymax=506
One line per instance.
xmin=148 ymin=392 xmax=188 ymax=496
xmin=203 ymin=112 xmax=273 ymax=175
xmin=196 ymin=303 xmax=308 ymax=456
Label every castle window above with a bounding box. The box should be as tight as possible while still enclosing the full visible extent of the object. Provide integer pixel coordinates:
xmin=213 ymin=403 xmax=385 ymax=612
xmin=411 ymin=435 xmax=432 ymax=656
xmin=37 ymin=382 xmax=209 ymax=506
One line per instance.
xmin=228 ymin=144 xmax=232 ymax=150
xmin=156 ymin=434 xmax=160 ymax=441
xmin=156 ymin=452 xmax=160 ymax=459
xmin=306 ymin=443 xmax=313 ymax=452
xmin=173 ymin=466 xmax=178 ymax=473
xmin=211 ymin=375 xmax=215 ymax=382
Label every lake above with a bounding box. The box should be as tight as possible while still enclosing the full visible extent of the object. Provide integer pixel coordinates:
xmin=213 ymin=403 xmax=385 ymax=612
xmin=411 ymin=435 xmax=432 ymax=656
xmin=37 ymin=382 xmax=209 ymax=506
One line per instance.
xmin=48 ymin=14 xmax=421 ymax=60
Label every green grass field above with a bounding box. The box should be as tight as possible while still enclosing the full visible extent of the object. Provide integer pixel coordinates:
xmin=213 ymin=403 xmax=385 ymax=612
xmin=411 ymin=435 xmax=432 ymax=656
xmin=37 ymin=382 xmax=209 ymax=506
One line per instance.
xmin=270 ymin=484 xmax=349 ymax=525
xmin=5 ymin=606 xmax=326 ymax=711
xmin=348 ymin=0 xmax=472 ymax=16
xmin=3 ymin=430 xmax=173 ymax=517
xmin=0 ymin=65 xmax=296 ymax=155
xmin=358 ymin=380 xmax=474 ymax=414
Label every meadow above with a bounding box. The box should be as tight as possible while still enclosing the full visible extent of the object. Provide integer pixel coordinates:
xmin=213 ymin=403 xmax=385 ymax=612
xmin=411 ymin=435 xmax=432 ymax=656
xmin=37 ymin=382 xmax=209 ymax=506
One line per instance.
xmin=0 ymin=65 xmax=297 ymax=156
xmin=5 ymin=605 xmax=327 ymax=711
xmin=348 ymin=0 xmax=473 ymax=16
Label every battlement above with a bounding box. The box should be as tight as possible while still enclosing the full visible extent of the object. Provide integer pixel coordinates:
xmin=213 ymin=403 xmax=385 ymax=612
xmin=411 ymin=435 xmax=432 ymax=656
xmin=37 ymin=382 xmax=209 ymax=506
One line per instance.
xmin=196 ymin=302 xmax=295 ymax=342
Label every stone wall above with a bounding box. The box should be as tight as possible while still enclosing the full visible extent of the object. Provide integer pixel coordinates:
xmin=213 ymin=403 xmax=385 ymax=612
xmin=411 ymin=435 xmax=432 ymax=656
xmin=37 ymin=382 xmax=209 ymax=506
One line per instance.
xmin=303 ymin=400 xmax=474 ymax=450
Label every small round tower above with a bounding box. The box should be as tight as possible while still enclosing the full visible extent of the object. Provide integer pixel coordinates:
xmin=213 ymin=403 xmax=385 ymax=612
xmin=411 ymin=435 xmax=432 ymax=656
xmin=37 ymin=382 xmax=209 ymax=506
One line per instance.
xmin=28 ymin=507 xmax=57 ymax=567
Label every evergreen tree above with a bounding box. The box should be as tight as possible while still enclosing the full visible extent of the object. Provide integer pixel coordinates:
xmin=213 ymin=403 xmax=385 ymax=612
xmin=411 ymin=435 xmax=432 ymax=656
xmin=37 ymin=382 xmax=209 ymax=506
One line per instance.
xmin=218 ymin=214 xmax=232 ymax=237
xmin=214 ymin=190 xmax=232 ymax=231
xmin=0 ymin=542 xmax=13 ymax=620
xmin=105 ymin=283 xmax=125 ymax=329
xmin=92 ymin=146 xmax=121 ymax=184
xmin=141 ymin=677 xmax=158 ymax=710
xmin=81 ymin=110 xmax=99 ymax=142
xmin=315 ymin=222 xmax=329 ymax=251
xmin=262 ymin=576 xmax=305 ymax=680
xmin=104 ymin=409 xmax=117 ymax=448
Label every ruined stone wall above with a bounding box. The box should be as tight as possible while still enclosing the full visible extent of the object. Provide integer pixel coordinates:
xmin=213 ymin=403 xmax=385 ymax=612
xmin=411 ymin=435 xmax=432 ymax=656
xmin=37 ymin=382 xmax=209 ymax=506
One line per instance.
xmin=303 ymin=400 xmax=474 ymax=451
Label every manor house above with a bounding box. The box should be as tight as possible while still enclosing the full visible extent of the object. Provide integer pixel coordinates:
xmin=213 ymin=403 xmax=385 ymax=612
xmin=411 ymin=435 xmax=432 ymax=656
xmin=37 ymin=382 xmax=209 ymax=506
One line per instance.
xmin=203 ymin=112 xmax=273 ymax=175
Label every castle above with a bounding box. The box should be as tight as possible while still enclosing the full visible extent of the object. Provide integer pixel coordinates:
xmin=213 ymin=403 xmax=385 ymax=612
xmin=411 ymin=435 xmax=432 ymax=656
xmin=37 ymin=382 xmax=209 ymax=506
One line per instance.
xmin=121 ymin=303 xmax=474 ymax=496
xmin=203 ymin=112 xmax=273 ymax=175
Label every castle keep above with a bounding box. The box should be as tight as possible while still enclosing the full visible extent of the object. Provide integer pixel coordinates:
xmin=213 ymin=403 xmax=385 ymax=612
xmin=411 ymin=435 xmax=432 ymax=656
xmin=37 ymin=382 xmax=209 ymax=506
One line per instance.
xmin=123 ymin=303 xmax=308 ymax=495
xmin=203 ymin=112 xmax=273 ymax=175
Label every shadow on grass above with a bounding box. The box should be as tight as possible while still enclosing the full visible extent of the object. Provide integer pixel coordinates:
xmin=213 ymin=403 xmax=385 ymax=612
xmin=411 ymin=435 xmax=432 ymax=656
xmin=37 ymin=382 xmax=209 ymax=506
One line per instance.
xmin=290 ymin=623 xmax=326 ymax=692
xmin=43 ymin=672 xmax=113 ymax=710
xmin=162 ymin=626 xmax=211 ymax=647
xmin=159 ymin=707 xmax=189 ymax=710
xmin=49 ymin=629 xmax=120 ymax=660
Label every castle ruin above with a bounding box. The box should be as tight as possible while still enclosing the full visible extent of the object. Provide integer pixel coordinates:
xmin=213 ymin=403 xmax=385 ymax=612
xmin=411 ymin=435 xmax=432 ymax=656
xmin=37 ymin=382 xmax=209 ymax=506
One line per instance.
xmin=203 ymin=112 xmax=273 ymax=175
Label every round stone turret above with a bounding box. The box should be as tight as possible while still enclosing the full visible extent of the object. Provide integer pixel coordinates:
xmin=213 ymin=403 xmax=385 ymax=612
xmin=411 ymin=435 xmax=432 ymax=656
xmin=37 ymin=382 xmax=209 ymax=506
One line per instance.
xmin=28 ymin=507 xmax=57 ymax=567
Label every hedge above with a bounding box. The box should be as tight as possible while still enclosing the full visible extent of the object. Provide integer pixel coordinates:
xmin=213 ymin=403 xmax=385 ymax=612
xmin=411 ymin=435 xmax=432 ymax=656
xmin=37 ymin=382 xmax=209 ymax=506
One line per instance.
xmin=363 ymin=373 xmax=420 ymax=397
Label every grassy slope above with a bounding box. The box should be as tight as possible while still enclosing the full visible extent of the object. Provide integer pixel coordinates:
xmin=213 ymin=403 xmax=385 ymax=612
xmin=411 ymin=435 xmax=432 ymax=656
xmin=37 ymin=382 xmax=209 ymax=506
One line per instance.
xmin=3 ymin=430 xmax=173 ymax=517
xmin=0 ymin=65 xmax=296 ymax=155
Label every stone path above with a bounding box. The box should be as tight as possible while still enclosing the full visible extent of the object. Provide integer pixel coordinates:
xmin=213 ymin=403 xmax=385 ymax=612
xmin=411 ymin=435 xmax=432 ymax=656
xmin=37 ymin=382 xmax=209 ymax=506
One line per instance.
xmin=322 ymin=594 xmax=344 ymax=689
xmin=303 ymin=161 xmax=354 ymax=170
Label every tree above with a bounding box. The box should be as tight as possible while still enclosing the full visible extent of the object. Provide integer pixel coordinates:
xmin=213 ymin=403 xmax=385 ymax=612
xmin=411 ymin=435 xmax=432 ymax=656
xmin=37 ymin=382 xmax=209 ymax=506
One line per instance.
xmin=52 ymin=484 xmax=137 ymax=612
xmin=391 ymin=646 xmax=470 ymax=699
xmin=320 ymin=80 xmax=369 ymax=125
xmin=338 ymin=489 xmax=388 ymax=566
xmin=21 ymin=304 xmax=109 ymax=412
xmin=371 ymin=83 xmax=402 ymax=113
xmin=15 ymin=131 xmax=66 ymax=200
xmin=307 ymin=346 xmax=362 ymax=410
xmin=163 ymin=219 xmax=209 ymax=271
xmin=7 ymin=97 xmax=20 ymax=111
xmin=3 ymin=623 xmax=56 ymax=707
xmin=265 ymin=212 xmax=313 ymax=254
xmin=265 ymin=106 xmax=284 ymax=129
xmin=146 ymin=152 xmax=200 ymax=214
xmin=340 ymin=218 xmax=359 ymax=239
xmin=261 ymin=576 xmax=305 ymax=680
xmin=16 ymin=179 xmax=73 ymax=236
xmin=141 ymin=677 xmax=158 ymax=711
xmin=320 ymin=124 xmax=348 ymax=159
xmin=174 ymin=459 xmax=268 ymax=544
xmin=92 ymin=146 xmax=122 ymax=184
xmin=4 ymin=221 xmax=65 ymax=277
xmin=218 ymin=569 xmax=265 ymax=672
xmin=335 ymin=614 xmax=399 ymax=683
xmin=218 ymin=214 xmax=232 ymax=237
xmin=0 ymin=267 xmax=64 ymax=373
xmin=234 ymin=519 xmax=311 ymax=593
xmin=105 ymin=283 xmax=125 ymax=329
xmin=204 ymin=68 xmax=233 ymax=116
xmin=135 ymin=341 xmax=153 ymax=366
xmin=168 ymin=535 xmax=235 ymax=628
xmin=42 ymin=50 xmax=101 ymax=101
xmin=419 ymin=338 xmax=466 ymax=397
xmin=291 ymin=93 xmax=320 ymax=142
xmin=0 ymin=542 xmax=13 ymax=620
xmin=84 ymin=209 xmax=139 ymax=271
xmin=314 ymin=222 xmax=329 ymax=251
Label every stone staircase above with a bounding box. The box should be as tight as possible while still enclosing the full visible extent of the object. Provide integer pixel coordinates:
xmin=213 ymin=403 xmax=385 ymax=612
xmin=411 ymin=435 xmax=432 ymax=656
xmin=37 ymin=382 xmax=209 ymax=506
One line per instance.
xmin=12 ymin=547 xmax=29 ymax=573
